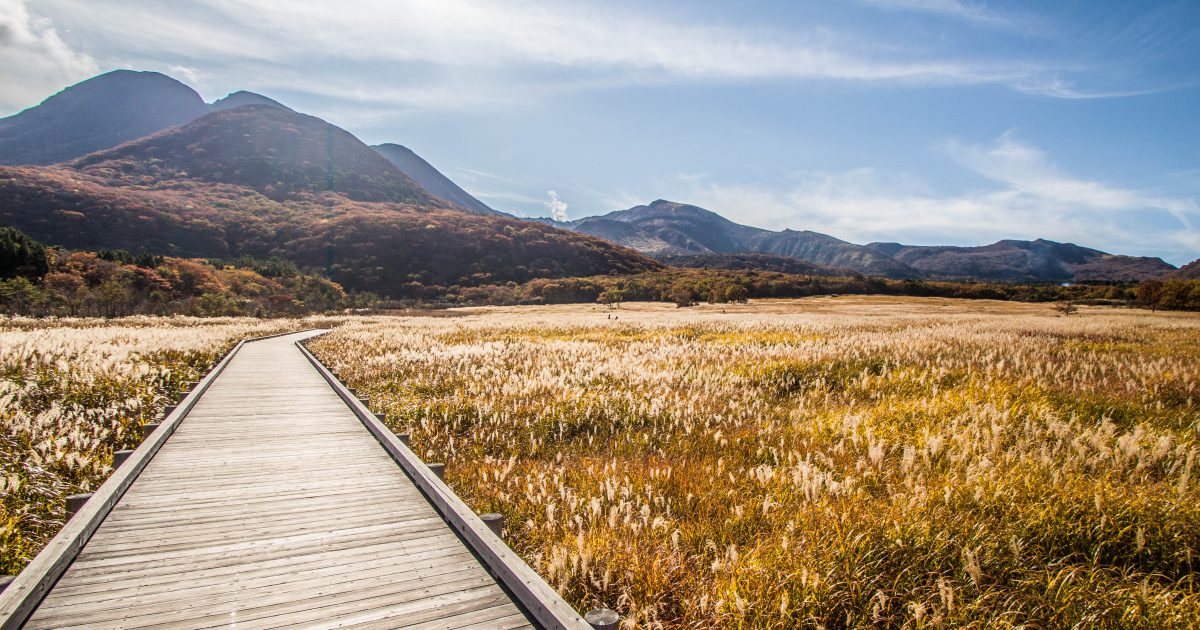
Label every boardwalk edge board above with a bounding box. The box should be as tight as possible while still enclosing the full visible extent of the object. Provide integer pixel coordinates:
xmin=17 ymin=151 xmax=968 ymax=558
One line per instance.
xmin=0 ymin=328 xmax=318 ymax=630
xmin=296 ymin=335 xmax=591 ymax=630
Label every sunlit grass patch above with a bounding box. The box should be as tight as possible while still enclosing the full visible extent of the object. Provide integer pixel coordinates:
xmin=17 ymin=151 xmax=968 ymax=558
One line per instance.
xmin=307 ymin=302 xmax=1200 ymax=628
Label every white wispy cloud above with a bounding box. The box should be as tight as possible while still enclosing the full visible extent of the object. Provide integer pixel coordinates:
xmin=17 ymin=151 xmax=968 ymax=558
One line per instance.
xmin=10 ymin=0 xmax=1116 ymax=116
xmin=660 ymin=133 xmax=1198 ymax=264
xmin=0 ymin=0 xmax=97 ymax=112
xmin=855 ymin=0 xmax=1009 ymax=26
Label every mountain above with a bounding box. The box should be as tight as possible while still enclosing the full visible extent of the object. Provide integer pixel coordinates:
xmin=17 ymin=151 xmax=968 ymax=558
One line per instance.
xmin=0 ymin=101 xmax=658 ymax=296
xmin=562 ymin=200 xmax=918 ymax=277
xmin=866 ymin=239 xmax=1175 ymax=282
xmin=210 ymin=91 xmax=293 ymax=112
xmin=1169 ymin=259 xmax=1200 ymax=279
xmin=0 ymin=70 xmax=209 ymax=166
xmin=657 ymin=252 xmax=849 ymax=276
xmin=0 ymin=162 xmax=659 ymax=296
xmin=559 ymin=200 xmax=1172 ymax=282
xmin=373 ymin=144 xmax=502 ymax=215
xmin=1 ymin=70 xmax=507 ymax=218
xmin=70 ymin=106 xmax=436 ymax=204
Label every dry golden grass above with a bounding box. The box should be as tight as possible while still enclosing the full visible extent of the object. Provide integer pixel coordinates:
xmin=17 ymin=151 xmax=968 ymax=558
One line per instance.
xmin=0 ymin=316 xmax=306 ymax=574
xmin=309 ymin=297 xmax=1200 ymax=629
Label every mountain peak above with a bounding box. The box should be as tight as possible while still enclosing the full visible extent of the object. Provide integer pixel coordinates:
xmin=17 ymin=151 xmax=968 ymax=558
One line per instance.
xmin=70 ymin=105 xmax=437 ymax=204
xmin=210 ymin=91 xmax=293 ymax=113
xmin=0 ymin=69 xmax=208 ymax=166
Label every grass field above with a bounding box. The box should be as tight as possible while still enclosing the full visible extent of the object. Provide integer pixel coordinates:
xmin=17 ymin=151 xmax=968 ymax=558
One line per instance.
xmin=308 ymin=297 xmax=1200 ymax=628
xmin=3 ymin=298 xmax=1196 ymax=628
xmin=0 ymin=316 xmax=303 ymax=574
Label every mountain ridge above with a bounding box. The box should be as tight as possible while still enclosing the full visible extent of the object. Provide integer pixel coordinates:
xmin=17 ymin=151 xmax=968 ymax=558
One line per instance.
xmin=69 ymin=106 xmax=437 ymax=205
xmin=560 ymin=199 xmax=918 ymax=278
xmin=373 ymin=143 xmax=502 ymax=215
xmin=556 ymin=199 xmax=1174 ymax=282
xmin=0 ymin=70 xmax=209 ymax=166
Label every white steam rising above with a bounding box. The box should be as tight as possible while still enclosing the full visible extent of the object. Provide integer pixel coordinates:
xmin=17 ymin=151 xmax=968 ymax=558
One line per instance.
xmin=544 ymin=190 xmax=569 ymax=222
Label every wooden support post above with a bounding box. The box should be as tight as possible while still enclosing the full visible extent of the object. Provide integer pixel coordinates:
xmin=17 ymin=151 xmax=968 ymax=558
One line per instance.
xmin=162 ymin=405 xmax=177 ymax=418
xmin=113 ymin=449 xmax=134 ymax=468
xmin=65 ymin=493 xmax=93 ymax=521
xmin=428 ymin=463 xmax=445 ymax=482
xmin=480 ymin=513 xmax=504 ymax=538
xmin=585 ymin=608 xmax=620 ymax=630
xmin=374 ymin=413 xmax=387 ymax=422
xmin=0 ymin=575 xmax=14 ymax=593
xmin=358 ymin=398 xmax=370 ymax=408
xmin=142 ymin=423 xmax=160 ymax=440
xmin=396 ymin=432 xmax=410 ymax=446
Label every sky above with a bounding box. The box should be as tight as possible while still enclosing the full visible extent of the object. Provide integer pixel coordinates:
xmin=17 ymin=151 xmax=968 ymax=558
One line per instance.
xmin=2 ymin=0 xmax=1198 ymax=264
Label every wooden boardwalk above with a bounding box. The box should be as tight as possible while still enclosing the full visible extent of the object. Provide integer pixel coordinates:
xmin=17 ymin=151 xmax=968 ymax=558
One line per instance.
xmin=1 ymin=332 xmax=587 ymax=629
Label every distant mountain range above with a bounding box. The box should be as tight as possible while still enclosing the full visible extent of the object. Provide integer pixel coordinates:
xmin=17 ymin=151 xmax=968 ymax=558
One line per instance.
xmin=0 ymin=71 xmax=657 ymax=295
xmin=0 ymin=69 xmax=496 ymax=215
xmin=551 ymin=199 xmax=1175 ymax=282
xmin=0 ymin=69 xmax=1182 ymax=287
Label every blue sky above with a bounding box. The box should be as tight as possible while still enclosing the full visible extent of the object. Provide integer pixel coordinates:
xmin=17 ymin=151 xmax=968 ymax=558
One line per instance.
xmin=2 ymin=0 xmax=1197 ymax=264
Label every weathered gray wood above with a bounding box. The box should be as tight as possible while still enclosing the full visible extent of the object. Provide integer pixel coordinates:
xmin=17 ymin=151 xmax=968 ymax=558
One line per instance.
xmin=112 ymin=449 xmax=133 ymax=468
xmin=9 ymin=331 xmax=547 ymax=629
xmin=63 ymin=494 xmax=91 ymax=521
xmin=585 ymin=608 xmax=620 ymax=630
xmin=482 ymin=512 xmax=505 ymax=538
xmin=428 ymin=462 xmax=446 ymax=481
xmin=298 ymin=339 xmax=590 ymax=629
xmin=0 ymin=329 xmax=299 ymax=629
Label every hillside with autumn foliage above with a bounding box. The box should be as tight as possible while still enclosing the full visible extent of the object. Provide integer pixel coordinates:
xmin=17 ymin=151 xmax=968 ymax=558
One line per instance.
xmin=0 ymin=227 xmax=346 ymax=316
xmin=0 ymin=105 xmax=660 ymax=298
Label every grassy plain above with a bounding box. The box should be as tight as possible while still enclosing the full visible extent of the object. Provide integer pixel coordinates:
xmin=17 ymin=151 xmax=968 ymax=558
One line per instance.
xmin=0 ymin=316 xmax=304 ymax=574
xmin=309 ymin=297 xmax=1200 ymax=628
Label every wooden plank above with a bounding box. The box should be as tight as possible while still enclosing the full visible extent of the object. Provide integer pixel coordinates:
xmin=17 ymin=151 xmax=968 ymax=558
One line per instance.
xmin=297 ymin=340 xmax=590 ymax=629
xmin=0 ymin=329 xmax=311 ymax=629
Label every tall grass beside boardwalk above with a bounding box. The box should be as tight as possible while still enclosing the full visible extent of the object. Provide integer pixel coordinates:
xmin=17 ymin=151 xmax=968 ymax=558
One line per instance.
xmin=310 ymin=300 xmax=1200 ymax=629
xmin=0 ymin=317 xmax=303 ymax=574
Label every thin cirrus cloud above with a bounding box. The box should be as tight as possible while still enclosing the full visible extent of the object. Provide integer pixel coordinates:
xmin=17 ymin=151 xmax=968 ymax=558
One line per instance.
xmin=853 ymin=0 xmax=1011 ymax=26
xmin=11 ymin=0 xmax=1128 ymax=114
xmin=665 ymin=133 xmax=1198 ymax=264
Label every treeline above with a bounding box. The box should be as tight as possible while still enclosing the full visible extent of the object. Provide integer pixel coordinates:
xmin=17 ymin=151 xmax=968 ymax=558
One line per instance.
xmin=6 ymin=225 xmax=1195 ymax=316
xmin=1136 ymin=279 xmax=1200 ymax=311
xmin=428 ymin=268 xmax=1183 ymax=309
xmin=0 ymin=227 xmax=348 ymax=317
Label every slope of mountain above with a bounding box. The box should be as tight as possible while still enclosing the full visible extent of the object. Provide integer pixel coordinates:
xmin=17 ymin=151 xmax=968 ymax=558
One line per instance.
xmin=373 ymin=144 xmax=501 ymax=215
xmin=0 ymin=164 xmax=660 ymax=296
xmin=743 ymin=229 xmax=917 ymax=277
xmin=563 ymin=200 xmax=917 ymax=277
xmin=0 ymin=70 xmax=209 ymax=166
xmin=210 ymin=91 xmax=293 ymax=112
xmin=657 ymin=252 xmax=849 ymax=276
xmin=867 ymin=239 xmax=1174 ymax=282
xmin=70 ymin=106 xmax=436 ymax=204
xmin=1 ymin=69 xmax=510 ymax=218
xmin=559 ymin=199 xmax=1171 ymax=282
xmin=1168 ymin=259 xmax=1200 ymax=279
